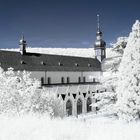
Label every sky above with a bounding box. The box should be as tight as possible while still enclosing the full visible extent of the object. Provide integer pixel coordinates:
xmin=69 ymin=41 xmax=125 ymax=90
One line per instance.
xmin=0 ymin=0 xmax=139 ymax=49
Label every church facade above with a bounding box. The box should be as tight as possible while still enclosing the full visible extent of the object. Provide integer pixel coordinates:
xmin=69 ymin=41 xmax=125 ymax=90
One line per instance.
xmin=0 ymin=15 xmax=106 ymax=116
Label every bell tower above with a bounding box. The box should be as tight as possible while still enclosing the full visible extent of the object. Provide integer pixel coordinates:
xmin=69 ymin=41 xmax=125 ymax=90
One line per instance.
xmin=19 ymin=34 xmax=27 ymax=55
xmin=94 ymin=15 xmax=106 ymax=62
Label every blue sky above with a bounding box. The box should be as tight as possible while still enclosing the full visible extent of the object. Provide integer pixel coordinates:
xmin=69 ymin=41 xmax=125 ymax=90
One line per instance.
xmin=0 ymin=0 xmax=139 ymax=48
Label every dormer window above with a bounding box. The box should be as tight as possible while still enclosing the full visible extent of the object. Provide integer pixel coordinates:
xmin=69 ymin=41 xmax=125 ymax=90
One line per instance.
xmin=88 ymin=63 xmax=91 ymax=67
xmin=41 ymin=61 xmax=45 ymax=65
xmin=58 ymin=62 xmax=63 ymax=66
xmin=75 ymin=63 xmax=79 ymax=67
xmin=20 ymin=60 xmax=25 ymax=64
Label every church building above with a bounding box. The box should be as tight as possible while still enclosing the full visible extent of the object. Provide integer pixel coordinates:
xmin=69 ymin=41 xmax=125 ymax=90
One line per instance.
xmin=0 ymin=15 xmax=106 ymax=116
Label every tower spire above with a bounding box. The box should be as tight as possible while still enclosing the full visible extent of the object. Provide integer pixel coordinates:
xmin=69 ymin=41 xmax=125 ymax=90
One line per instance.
xmin=96 ymin=14 xmax=102 ymax=37
xmin=94 ymin=14 xmax=106 ymax=62
xmin=21 ymin=33 xmax=24 ymax=41
xmin=97 ymin=14 xmax=100 ymax=32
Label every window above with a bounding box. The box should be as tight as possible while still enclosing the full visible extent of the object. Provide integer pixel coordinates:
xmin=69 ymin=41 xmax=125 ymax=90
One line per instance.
xmin=87 ymin=97 xmax=92 ymax=112
xmin=102 ymin=50 xmax=104 ymax=55
xmin=41 ymin=61 xmax=45 ymax=65
xmin=83 ymin=77 xmax=86 ymax=83
xmin=61 ymin=77 xmax=64 ymax=84
xmin=78 ymin=77 xmax=81 ymax=83
xmin=67 ymin=77 xmax=70 ymax=83
xmin=66 ymin=100 xmax=72 ymax=116
xmin=20 ymin=60 xmax=25 ymax=64
xmin=77 ymin=99 xmax=82 ymax=115
xmin=75 ymin=63 xmax=79 ymax=67
xmin=41 ymin=77 xmax=44 ymax=85
xmin=96 ymin=49 xmax=101 ymax=56
xmin=47 ymin=77 xmax=51 ymax=84
xmin=58 ymin=62 xmax=63 ymax=66
xmin=102 ymin=50 xmax=105 ymax=56
xmin=88 ymin=63 xmax=91 ymax=67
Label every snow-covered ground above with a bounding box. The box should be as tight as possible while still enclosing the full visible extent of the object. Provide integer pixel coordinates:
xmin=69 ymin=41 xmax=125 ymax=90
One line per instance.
xmin=0 ymin=114 xmax=139 ymax=140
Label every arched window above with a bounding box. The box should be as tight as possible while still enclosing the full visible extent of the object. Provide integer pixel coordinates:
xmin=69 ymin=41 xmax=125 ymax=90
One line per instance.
xmin=61 ymin=77 xmax=64 ymax=84
xmin=66 ymin=100 xmax=72 ymax=116
xmin=83 ymin=77 xmax=86 ymax=83
xmin=41 ymin=77 xmax=44 ymax=85
xmin=48 ymin=77 xmax=51 ymax=84
xmin=78 ymin=77 xmax=81 ymax=83
xmin=67 ymin=77 xmax=70 ymax=83
xmin=87 ymin=97 xmax=92 ymax=112
xmin=77 ymin=98 xmax=82 ymax=115
xmin=102 ymin=50 xmax=104 ymax=55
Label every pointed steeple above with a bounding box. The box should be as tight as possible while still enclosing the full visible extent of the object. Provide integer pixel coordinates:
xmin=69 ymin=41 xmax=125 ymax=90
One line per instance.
xmin=97 ymin=14 xmax=100 ymax=32
xmin=19 ymin=34 xmax=27 ymax=55
xmin=21 ymin=33 xmax=24 ymax=41
xmin=96 ymin=14 xmax=102 ymax=38
xmin=94 ymin=14 xmax=106 ymax=62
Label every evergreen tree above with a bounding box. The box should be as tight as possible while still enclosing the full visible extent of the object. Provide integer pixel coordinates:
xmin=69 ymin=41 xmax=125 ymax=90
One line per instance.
xmin=116 ymin=20 xmax=140 ymax=121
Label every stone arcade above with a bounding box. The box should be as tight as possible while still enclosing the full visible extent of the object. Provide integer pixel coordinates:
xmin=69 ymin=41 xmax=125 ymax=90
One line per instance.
xmin=0 ymin=15 xmax=106 ymax=116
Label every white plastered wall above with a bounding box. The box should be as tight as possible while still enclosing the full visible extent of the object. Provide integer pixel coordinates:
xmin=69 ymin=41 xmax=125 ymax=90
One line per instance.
xmin=29 ymin=71 xmax=102 ymax=84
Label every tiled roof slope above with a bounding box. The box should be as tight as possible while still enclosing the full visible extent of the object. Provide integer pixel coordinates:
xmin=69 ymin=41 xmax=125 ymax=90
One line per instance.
xmin=0 ymin=50 xmax=101 ymax=71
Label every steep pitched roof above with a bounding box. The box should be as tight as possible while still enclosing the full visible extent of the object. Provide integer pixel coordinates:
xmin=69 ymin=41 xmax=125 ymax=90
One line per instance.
xmin=0 ymin=50 xmax=101 ymax=71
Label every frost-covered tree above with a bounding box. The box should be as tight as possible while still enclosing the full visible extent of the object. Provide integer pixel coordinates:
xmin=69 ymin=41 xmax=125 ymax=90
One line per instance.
xmin=93 ymin=49 xmax=120 ymax=115
xmin=31 ymin=89 xmax=63 ymax=118
xmin=116 ymin=20 xmax=140 ymax=122
xmin=92 ymin=72 xmax=118 ymax=116
xmin=0 ymin=67 xmax=62 ymax=117
xmin=112 ymin=37 xmax=128 ymax=55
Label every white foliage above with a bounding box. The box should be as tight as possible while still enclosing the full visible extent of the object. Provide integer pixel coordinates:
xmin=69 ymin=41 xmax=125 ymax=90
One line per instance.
xmin=0 ymin=67 xmax=62 ymax=117
xmin=92 ymin=72 xmax=118 ymax=115
xmin=116 ymin=20 xmax=140 ymax=122
xmin=112 ymin=37 xmax=128 ymax=55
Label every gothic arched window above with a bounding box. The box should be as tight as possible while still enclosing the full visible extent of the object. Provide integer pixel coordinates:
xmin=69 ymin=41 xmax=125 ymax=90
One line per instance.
xmin=87 ymin=97 xmax=92 ymax=112
xmin=66 ymin=100 xmax=72 ymax=116
xmin=77 ymin=98 xmax=82 ymax=115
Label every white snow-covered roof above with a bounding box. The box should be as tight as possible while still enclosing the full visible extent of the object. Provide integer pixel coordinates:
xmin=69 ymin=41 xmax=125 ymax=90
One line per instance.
xmin=1 ymin=47 xmax=117 ymax=58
